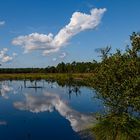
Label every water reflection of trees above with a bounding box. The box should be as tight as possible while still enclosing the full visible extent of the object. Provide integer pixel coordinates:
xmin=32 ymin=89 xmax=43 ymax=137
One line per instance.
xmin=57 ymin=79 xmax=81 ymax=99
xmin=67 ymin=85 xmax=81 ymax=99
xmin=23 ymin=79 xmax=82 ymax=99
xmin=0 ymin=80 xmax=82 ymax=100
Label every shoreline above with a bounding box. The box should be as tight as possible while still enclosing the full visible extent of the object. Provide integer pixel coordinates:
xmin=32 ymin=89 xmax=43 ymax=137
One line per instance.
xmin=0 ymin=73 xmax=94 ymax=85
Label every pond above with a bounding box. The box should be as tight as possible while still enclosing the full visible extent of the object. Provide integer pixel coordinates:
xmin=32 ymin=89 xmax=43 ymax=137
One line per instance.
xmin=0 ymin=80 xmax=104 ymax=140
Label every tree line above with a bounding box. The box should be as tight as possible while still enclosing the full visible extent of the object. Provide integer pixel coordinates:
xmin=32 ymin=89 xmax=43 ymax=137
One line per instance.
xmin=0 ymin=61 xmax=99 ymax=74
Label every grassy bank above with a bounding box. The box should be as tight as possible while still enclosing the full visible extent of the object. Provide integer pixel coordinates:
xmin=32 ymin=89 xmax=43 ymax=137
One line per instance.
xmin=0 ymin=73 xmax=94 ymax=83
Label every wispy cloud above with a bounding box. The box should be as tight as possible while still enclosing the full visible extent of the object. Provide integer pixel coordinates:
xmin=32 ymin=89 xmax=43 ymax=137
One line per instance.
xmin=59 ymin=52 xmax=66 ymax=58
xmin=12 ymin=8 xmax=106 ymax=55
xmin=52 ymin=52 xmax=67 ymax=62
xmin=52 ymin=57 xmax=57 ymax=61
xmin=12 ymin=52 xmax=18 ymax=57
xmin=0 ymin=20 xmax=5 ymax=26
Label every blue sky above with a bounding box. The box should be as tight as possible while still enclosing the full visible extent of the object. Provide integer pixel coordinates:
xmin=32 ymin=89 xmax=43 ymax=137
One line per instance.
xmin=0 ymin=0 xmax=140 ymax=68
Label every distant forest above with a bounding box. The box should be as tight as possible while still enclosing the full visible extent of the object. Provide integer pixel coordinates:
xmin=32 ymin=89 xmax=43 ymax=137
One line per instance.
xmin=0 ymin=61 xmax=99 ymax=73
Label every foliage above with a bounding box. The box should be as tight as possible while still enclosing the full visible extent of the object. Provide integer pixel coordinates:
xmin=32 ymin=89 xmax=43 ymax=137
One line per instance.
xmin=92 ymin=32 xmax=140 ymax=112
xmin=92 ymin=113 xmax=140 ymax=140
xmin=91 ymin=32 xmax=140 ymax=139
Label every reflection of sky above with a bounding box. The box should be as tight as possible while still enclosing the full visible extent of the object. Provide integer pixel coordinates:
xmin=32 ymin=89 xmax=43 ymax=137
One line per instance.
xmin=0 ymin=82 xmax=13 ymax=99
xmin=14 ymin=92 xmax=96 ymax=132
xmin=0 ymin=121 xmax=7 ymax=125
xmin=0 ymin=80 xmax=104 ymax=139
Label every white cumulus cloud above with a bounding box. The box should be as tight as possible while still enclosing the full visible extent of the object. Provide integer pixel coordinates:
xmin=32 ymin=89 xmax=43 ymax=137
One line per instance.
xmin=12 ymin=8 xmax=106 ymax=55
xmin=0 ymin=48 xmax=17 ymax=63
xmin=1 ymin=55 xmax=13 ymax=63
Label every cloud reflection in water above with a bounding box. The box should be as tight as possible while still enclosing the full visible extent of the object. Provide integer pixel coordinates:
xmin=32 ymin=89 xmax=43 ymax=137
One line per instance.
xmin=14 ymin=92 xmax=95 ymax=132
xmin=0 ymin=83 xmax=13 ymax=99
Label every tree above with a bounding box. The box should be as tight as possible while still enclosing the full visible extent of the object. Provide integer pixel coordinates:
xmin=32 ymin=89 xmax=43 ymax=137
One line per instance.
xmin=91 ymin=33 xmax=140 ymax=140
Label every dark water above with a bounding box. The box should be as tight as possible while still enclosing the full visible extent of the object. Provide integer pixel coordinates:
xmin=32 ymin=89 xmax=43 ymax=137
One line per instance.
xmin=0 ymin=80 xmax=104 ymax=140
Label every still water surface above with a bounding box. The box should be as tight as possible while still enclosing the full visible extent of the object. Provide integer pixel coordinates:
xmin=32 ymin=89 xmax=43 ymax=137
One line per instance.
xmin=0 ymin=80 xmax=104 ymax=140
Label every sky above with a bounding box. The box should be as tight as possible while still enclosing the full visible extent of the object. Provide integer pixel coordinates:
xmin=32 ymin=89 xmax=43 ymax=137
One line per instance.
xmin=0 ymin=0 xmax=140 ymax=68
